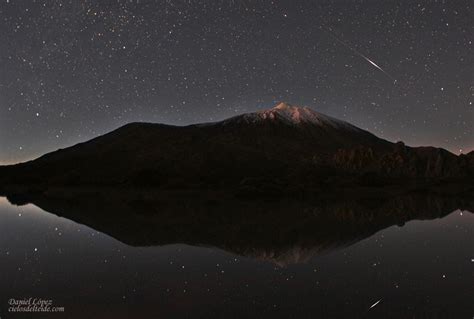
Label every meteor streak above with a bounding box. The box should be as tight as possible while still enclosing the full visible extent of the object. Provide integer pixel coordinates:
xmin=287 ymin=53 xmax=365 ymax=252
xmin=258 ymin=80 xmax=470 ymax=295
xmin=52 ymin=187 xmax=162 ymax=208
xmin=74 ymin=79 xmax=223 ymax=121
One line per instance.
xmin=327 ymin=29 xmax=397 ymax=83
xmin=369 ymin=299 xmax=382 ymax=310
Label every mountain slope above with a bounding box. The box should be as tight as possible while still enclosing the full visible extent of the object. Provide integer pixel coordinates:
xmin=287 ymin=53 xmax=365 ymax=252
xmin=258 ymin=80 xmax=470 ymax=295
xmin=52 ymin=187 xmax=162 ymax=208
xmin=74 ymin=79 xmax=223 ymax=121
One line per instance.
xmin=0 ymin=102 xmax=472 ymax=193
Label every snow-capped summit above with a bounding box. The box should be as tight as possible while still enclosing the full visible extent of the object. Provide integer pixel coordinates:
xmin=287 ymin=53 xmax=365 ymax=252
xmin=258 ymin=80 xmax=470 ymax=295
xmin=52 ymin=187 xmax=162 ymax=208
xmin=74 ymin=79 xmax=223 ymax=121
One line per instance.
xmin=220 ymin=102 xmax=359 ymax=131
xmin=261 ymin=102 xmax=351 ymax=127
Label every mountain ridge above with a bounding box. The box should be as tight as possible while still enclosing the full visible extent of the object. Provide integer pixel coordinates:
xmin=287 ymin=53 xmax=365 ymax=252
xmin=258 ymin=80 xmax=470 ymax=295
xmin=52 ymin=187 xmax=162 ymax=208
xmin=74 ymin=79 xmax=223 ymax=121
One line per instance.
xmin=0 ymin=102 xmax=472 ymax=195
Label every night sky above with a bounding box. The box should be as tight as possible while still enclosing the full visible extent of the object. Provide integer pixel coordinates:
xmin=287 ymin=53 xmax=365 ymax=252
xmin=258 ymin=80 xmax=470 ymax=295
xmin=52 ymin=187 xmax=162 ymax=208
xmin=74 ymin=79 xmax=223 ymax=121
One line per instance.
xmin=0 ymin=0 xmax=472 ymax=164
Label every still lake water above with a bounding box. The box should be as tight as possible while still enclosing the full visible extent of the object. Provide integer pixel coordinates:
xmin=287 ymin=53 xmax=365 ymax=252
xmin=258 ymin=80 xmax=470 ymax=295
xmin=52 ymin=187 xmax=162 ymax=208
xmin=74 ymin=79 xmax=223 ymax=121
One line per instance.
xmin=0 ymin=195 xmax=472 ymax=318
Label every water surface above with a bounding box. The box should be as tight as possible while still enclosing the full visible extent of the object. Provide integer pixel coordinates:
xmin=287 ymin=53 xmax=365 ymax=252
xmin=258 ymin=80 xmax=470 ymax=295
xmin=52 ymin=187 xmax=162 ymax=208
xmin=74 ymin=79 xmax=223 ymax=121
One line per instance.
xmin=0 ymin=196 xmax=472 ymax=318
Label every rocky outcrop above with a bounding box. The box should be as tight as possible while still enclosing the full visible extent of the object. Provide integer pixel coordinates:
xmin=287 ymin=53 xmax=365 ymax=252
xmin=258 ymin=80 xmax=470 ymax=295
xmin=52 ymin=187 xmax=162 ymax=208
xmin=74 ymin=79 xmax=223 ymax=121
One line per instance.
xmin=332 ymin=142 xmax=467 ymax=179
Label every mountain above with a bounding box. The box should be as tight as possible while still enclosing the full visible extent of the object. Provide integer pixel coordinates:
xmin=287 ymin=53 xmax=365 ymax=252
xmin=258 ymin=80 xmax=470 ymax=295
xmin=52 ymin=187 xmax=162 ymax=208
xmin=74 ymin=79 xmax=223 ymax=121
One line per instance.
xmin=0 ymin=102 xmax=472 ymax=195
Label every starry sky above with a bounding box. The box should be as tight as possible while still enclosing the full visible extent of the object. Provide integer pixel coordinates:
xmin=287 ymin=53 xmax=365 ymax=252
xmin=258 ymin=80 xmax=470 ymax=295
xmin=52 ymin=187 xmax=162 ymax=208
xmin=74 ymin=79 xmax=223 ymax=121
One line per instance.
xmin=0 ymin=0 xmax=472 ymax=164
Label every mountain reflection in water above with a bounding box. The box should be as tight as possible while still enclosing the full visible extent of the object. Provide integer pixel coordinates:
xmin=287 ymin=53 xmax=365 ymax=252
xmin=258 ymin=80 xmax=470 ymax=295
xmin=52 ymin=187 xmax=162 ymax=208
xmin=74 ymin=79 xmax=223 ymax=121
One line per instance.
xmin=0 ymin=192 xmax=472 ymax=318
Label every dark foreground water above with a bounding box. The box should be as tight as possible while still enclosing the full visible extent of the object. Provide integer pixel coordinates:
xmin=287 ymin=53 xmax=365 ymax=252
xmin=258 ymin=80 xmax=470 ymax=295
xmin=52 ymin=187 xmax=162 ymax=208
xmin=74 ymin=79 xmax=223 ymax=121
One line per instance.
xmin=0 ymin=195 xmax=472 ymax=318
